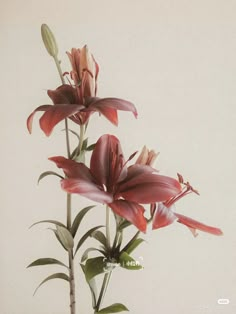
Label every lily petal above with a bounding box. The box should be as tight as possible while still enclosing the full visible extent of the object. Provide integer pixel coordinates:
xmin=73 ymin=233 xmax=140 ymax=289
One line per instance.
xmin=118 ymin=165 xmax=181 ymax=204
xmin=109 ymin=200 xmax=147 ymax=232
xmin=61 ymin=178 xmax=113 ymax=204
xmin=27 ymin=105 xmax=52 ymax=134
xmin=175 ymin=213 xmax=223 ymax=236
xmin=152 ymin=203 xmax=176 ymax=230
xmin=39 ymin=104 xmax=84 ymax=136
xmin=90 ymin=134 xmax=126 ymax=189
xmin=49 ymin=156 xmax=92 ymax=180
xmin=89 ymin=98 xmax=138 ymax=125
xmin=47 ymin=84 xmax=79 ymax=104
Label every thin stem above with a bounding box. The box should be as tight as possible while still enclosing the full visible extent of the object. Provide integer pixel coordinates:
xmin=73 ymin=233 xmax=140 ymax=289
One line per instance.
xmin=79 ymin=124 xmax=85 ymax=153
xmin=53 ymin=55 xmax=75 ymax=314
xmin=95 ymin=271 xmax=112 ymax=312
xmin=106 ymin=205 xmax=111 ymax=250
xmin=54 ymin=56 xmax=66 ymax=84
xmin=53 ymin=56 xmax=71 ymax=158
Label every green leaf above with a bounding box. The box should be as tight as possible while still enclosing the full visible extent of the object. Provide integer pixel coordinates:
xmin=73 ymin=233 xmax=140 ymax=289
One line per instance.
xmin=124 ymin=238 xmax=145 ymax=255
xmin=119 ymin=252 xmax=142 ymax=270
xmin=38 ymin=171 xmax=64 ymax=184
xmin=27 ymin=258 xmax=68 ymax=268
xmin=86 ymin=143 xmax=96 ymax=151
xmin=29 ymin=220 xmax=66 ymax=229
xmin=84 ymin=256 xmax=107 ymax=281
xmin=96 ymin=303 xmax=129 ymax=313
xmin=33 ymin=272 xmax=69 ymax=295
xmin=82 ymin=138 xmax=88 ymax=150
xmin=81 ymin=264 xmax=97 ymax=309
xmin=71 ymin=205 xmax=95 ymax=237
xmin=118 ymin=220 xmax=132 ymax=231
xmin=91 ymin=230 xmax=107 ymax=247
xmin=81 ymin=248 xmax=105 ymax=263
xmin=74 ymin=225 xmax=104 ymax=256
xmin=55 ymin=226 xmax=74 ymax=251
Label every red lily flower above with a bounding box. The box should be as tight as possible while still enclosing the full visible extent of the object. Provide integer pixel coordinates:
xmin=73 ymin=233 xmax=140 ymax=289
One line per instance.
xmin=27 ymin=46 xmax=137 ymax=136
xmin=49 ymin=134 xmax=182 ymax=232
xmin=152 ymin=175 xmax=223 ymax=236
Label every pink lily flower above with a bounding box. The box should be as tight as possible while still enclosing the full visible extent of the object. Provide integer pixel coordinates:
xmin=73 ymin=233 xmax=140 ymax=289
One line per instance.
xmin=49 ymin=134 xmax=182 ymax=232
xmin=152 ymin=175 xmax=223 ymax=236
xmin=67 ymin=46 xmax=99 ymax=97
xmin=27 ymin=46 xmax=137 ymax=136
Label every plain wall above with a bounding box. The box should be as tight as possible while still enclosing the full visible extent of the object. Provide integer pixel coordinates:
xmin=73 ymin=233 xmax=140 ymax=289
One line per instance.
xmin=1 ymin=0 xmax=236 ymax=313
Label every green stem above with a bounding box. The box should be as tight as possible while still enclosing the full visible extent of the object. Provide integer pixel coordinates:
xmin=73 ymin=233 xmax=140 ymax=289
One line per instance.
xmin=54 ymin=56 xmax=75 ymax=314
xmin=79 ymin=124 xmax=85 ymax=154
xmin=95 ymin=271 xmax=112 ymax=312
xmin=106 ymin=205 xmax=111 ymax=250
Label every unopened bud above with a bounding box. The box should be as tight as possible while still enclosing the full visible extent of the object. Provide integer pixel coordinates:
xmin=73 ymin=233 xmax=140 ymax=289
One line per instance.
xmin=41 ymin=24 xmax=58 ymax=58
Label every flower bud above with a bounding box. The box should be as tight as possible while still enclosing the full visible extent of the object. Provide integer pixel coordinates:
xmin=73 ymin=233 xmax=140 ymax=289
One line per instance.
xmin=135 ymin=146 xmax=159 ymax=166
xmin=41 ymin=24 xmax=58 ymax=58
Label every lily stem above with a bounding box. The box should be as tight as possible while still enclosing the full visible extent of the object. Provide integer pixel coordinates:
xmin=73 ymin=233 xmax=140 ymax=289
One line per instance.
xmin=95 ymin=271 xmax=112 ymax=312
xmin=54 ymin=55 xmax=76 ymax=314
xmin=106 ymin=205 xmax=111 ymax=250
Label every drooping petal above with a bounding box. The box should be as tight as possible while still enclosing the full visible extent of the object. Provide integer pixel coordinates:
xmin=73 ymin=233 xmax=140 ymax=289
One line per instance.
xmin=49 ymin=156 xmax=92 ymax=180
xmin=175 ymin=213 xmax=223 ymax=236
xmin=109 ymin=200 xmax=147 ymax=232
xmin=61 ymin=178 xmax=113 ymax=204
xmin=27 ymin=105 xmax=52 ymax=134
xmin=118 ymin=165 xmax=181 ymax=204
xmin=152 ymin=203 xmax=176 ymax=229
xmin=39 ymin=104 xmax=84 ymax=136
xmin=90 ymin=134 xmax=126 ymax=190
xmin=47 ymin=84 xmax=79 ymax=104
xmin=88 ymin=98 xmax=138 ymax=125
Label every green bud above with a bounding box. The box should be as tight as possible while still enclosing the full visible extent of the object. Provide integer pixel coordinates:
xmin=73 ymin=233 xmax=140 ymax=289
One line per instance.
xmin=41 ymin=24 xmax=58 ymax=58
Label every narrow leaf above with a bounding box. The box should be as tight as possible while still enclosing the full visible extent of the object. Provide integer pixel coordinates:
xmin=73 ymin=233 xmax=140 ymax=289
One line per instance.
xmin=84 ymin=256 xmax=107 ymax=282
xmin=124 ymin=238 xmax=145 ymax=255
xmin=81 ymin=248 xmax=105 ymax=263
xmin=29 ymin=220 xmax=66 ymax=229
xmin=38 ymin=171 xmax=64 ymax=184
xmin=74 ymin=225 xmax=104 ymax=256
xmin=55 ymin=226 xmax=74 ymax=251
xmin=71 ymin=205 xmax=96 ymax=237
xmin=118 ymin=220 xmax=132 ymax=231
xmin=33 ymin=272 xmax=69 ymax=295
xmin=27 ymin=258 xmax=68 ymax=268
xmin=86 ymin=143 xmax=96 ymax=151
xmin=97 ymin=303 xmax=129 ymax=313
xmin=81 ymin=264 xmax=97 ymax=308
xmin=82 ymin=138 xmax=88 ymax=150
xmin=91 ymin=230 xmax=107 ymax=247
xmin=119 ymin=252 xmax=142 ymax=270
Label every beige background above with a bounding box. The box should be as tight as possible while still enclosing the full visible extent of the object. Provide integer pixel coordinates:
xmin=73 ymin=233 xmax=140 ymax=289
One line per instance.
xmin=1 ymin=0 xmax=236 ymax=313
